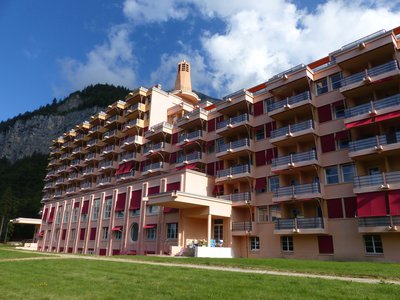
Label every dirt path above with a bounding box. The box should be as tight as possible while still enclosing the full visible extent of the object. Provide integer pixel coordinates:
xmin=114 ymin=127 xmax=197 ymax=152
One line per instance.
xmin=2 ymin=249 xmax=399 ymax=286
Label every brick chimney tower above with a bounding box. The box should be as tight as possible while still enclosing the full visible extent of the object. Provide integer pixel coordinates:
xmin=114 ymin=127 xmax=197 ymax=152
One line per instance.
xmin=174 ymin=60 xmax=192 ymax=92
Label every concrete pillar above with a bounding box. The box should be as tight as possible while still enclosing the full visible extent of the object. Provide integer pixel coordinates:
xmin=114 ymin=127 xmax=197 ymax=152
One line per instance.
xmin=207 ymin=213 xmax=212 ymax=245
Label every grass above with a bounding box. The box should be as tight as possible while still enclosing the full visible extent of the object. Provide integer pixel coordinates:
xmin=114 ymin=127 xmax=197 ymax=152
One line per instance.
xmin=0 ymin=257 xmax=399 ymax=299
xmin=0 ymin=248 xmax=51 ymax=260
xmin=112 ymin=255 xmax=400 ymax=280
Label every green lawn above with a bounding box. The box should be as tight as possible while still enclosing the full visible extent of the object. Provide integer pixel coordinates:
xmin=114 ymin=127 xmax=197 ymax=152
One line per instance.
xmin=113 ymin=255 xmax=400 ymax=280
xmin=0 ymin=248 xmax=50 ymax=260
xmin=0 ymin=257 xmax=399 ymax=300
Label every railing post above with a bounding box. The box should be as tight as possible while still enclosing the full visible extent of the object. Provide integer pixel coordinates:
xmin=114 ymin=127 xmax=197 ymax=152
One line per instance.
xmin=294 ymin=218 xmax=298 ymax=230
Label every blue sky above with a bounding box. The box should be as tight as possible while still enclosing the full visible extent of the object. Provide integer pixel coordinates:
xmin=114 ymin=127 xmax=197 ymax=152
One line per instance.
xmin=1 ymin=0 xmax=400 ymax=122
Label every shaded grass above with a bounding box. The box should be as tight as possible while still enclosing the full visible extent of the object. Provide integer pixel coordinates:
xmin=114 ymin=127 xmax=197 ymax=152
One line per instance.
xmin=112 ymin=255 xmax=400 ymax=280
xmin=0 ymin=258 xmax=399 ymax=300
xmin=0 ymin=248 xmax=51 ymax=260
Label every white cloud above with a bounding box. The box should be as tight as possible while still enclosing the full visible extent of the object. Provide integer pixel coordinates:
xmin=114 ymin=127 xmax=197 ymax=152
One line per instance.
xmin=59 ymin=25 xmax=137 ymax=91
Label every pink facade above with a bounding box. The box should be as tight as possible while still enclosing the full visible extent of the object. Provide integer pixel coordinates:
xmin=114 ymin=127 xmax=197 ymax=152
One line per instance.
xmin=39 ymin=27 xmax=400 ymax=261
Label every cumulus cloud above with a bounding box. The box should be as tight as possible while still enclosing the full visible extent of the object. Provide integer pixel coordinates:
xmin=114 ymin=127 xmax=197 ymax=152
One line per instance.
xmin=59 ymin=25 xmax=137 ymax=91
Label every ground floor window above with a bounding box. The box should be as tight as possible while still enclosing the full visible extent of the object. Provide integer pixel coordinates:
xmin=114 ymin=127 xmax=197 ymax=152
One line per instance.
xmin=130 ymin=223 xmax=139 ymax=242
xmin=166 ymin=223 xmax=178 ymax=239
xmin=281 ymin=236 xmax=293 ymax=252
xmin=213 ymin=219 xmax=223 ymax=242
xmin=102 ymin=227 xmax=109 ymax=240
xmin=115 ymin=230 xmax=122 ymax=240
xmin=130 ymin=209 xmax=140 ymax=217
xmin=250 ymin=236 xmax=260 ymax=251
xmin=116 ymin=211 xmax=124 ymax=218
xmin=146 ymin=227 xmax=157 ymax=240
xmin=364 ymin=235 xmax=383 ymax=254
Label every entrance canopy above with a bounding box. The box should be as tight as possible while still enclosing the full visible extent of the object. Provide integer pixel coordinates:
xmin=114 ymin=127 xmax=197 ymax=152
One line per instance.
xmin=10 ymin=218 xmax=42 ymax=225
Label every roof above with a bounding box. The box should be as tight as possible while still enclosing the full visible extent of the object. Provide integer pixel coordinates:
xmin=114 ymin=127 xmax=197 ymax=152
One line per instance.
xmin=10 ymin=218 xmax=42 ymax=225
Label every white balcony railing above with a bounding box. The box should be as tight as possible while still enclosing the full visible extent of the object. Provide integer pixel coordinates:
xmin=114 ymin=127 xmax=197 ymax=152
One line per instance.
xmin=267 ymin=91 xmax=311 ymax=112
xmin=216 ymin=138 xmax=250 ymax=153
xmin=178 ymin=130 xmax=203 ymax=143
xmin=272 ymin=150 xmax=317 ymax=167
xmin=143 ymin=162 xmax=164 ymax=173
xmin=270 ymin=120 xmax=314 ymax=140
xmin=216 ymin=114 xmax=249 ymax=130
xmin=275 ymin=217 xmax=324 ymax=230
xmin=232 ymin=221 xmax=252 ymax=231
xmin=353 ymin=171 xmax=400 ymax=189
xmin=217 ymin=164 xmax=250 ymax=178
xmin=217 ymin=192 xmax=251 ymax=202
xmin=345 ymin=93 xmax=400 ymax=119
xmin=273 ymin=183 xmax=320 ymax=198
xmin=176 ymin=152 xmax=202 ymax=164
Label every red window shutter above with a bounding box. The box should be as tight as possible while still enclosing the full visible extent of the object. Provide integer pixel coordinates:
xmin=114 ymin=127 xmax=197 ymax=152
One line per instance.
xmin=115 ymin=193 xmax=126 ymax=212
xmin=320 ymin=134 xmax=335 ymax=153
xmin=344 ymin=197 xmax=357 ymax=218
xmin=255 ymin=150 xmax=266 ymax=166
xmin=335 ymin=130 xmax=349 ymax=141
xmin=265 ymin=122 xmax=276 ymax=138
xmin=318 ymin=235 xmax=334 ymax=254
xmin=81 ymin=200 xmax=89 ymax=215
xmin=207 ymin=162 xmax=215 ymax=176
xmin=47 ymin=207 xmax=55 ymax=224
xmin=172 ymin=133 xmax=178 ymax=144
xmin=215 ymin=160 xmax=224 ymax=171
xmin=80 ymin=228 xmax=86 ymax=240
xmin=206 ymin=140 xmax=215 ymax=147
xmin=42 ymin=208 xmax=48 ymax=221
xmin=99 ymin=249 xmax=107 ymax=256
xmin=62 ymin=229 xmax=67 ymax=240
xmin=254 ymin=125 xmax=265 ymax=139
xmin=388 ymin=190 xmax=400 ymax=216
xmin=318 ymin=105 xmax=332 ymax=123
xmin=207 ymin=119 xmax=216 ymax=132
xmin=130 ymin=190 xmax=142 ymax=210
xmin=356 ymin=192 xmax=387 ymax=217
xmin=266 ymin=148 xmax=277 ymax=164
xmin=327 ymin=198 xmax=343 ymax=218
xmin=163 ymin=207 xmax=178 ymax=213
xmin=166 ymin=181 xmax=181 ymax=192
xmin=90 ymin=228 xmax=96 ymax=240
xmin=170 ymin=152 xmax=177 ymax=164
xmin=331 ymin=100 xmax=344 ymax=108
xmin=254 ymin=101 xmax=264 ymax=116
xmin=148 ymin=186 xmax=160 ymax=196
xmin=74 ymin=202 xmax=80 ymax=208
xmin=112 ymin=249 xmax=120 ymax=256
xmin=255 ymin=178 xmax=266 ymax=191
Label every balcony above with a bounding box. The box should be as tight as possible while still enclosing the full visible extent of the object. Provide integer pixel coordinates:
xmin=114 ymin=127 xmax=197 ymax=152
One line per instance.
xmin=267 ymin=91 xmax=312 ymax=117
xmin=122 ymin=118 xmax=146 ymax=131
xmin=70 ymin=159 xmax=83 ymax=167
xmin=142 ymin=162 xmax=168 ymax=175
xmin=217 ymin=192 xmax=251 ymax=204
xmin=143 ymin=142 xmax=166 ymax=156
xmin=175 ymin=152 xmax=202 ymax=166
xmin=216 ymin=138 xmax=252 ymax=158
xmin=120 ymin=135 xmax=146 ymax=148
xmin=124 ymin=103 xmax=147 ymax=117
xmin=358 ymin=216 xmax=400 ymax=233
xmin=232 ymin=221 xmax=252 ymax=235
xmin=60 ymin=153 xmax=70 ymax=160
xmin=84 ymin=152 xmax=99 ymax=162
xmin=61 ymin=141 xmax=75 ymax=149
xmin=216 ymin=164 xmax=252 ymax=183
xmin=119 ymin=152 xmax=136 ymax=163
xmin=66 ymin=186 xmax=79 ymax=195
xmin=105 ymin=114 xmax=124 ymax=126
xmin=98 ymin=160 xmax=116 ymax=171
xmin=116 ymin=171 xmax=135 ymax=181
xmin=88 ymin=124 xmax=106 ymax=135
xmin=176 ymin=108 xmax=208 ymax=128
xmin=81 ymin=181 xmax=95 ymax=190
xmin=102 ymin=144 xmax=118 ymax=155
xmin=72 ymin=146 xmax=86 ymax=155
xmin=340 ymin=60 xmax=399 ymax=94
xmin=55 ymin=177 xmax=66 ymax=186
xmin=103 ymin=129 xmax=120 ymax=140
xmin=82 ymin=167 xmax=96 ymax=177
xmin=272 ymin=183 xmax=321 ymax=202
xmin=274 ymin=217 xmax=326 ymax=234
xmin=270 ymin=120 xmax=315 ymax=145
xmin=57 ymin=165 xmax=68 ymax=173
xmin=54 ymin=190 xmax=63 ymax=198
xmin=353 ymin=171 xmax=400 ymax=193
xmin=144 ymin=122 xmax=173 ymax=139
xmin=177 ymin=130 xmax=204 ymax=146
xmin=271 ymin=150 xmax=318 ymax=173
xmin=97 ymin=176 xmax=113 ymax=187
xmin=349 ymin=132 xmax=400 ymax=158
xmin=68 ymin=172 xmax=79 ymax=181
xmin=86 ymin=138 xmax=104 ymax=148
xmin=216 ymin=114 xmax=251 ymax=134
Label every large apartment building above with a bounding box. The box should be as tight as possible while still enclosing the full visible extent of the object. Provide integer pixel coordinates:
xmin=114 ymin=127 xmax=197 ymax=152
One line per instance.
xmin=39 ymin=27 xmax=400 ymax=261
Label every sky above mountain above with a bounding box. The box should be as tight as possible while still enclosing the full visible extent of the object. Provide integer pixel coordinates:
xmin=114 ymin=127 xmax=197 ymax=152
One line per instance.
xmin=1 ymin=0 xmax=400 ymax=121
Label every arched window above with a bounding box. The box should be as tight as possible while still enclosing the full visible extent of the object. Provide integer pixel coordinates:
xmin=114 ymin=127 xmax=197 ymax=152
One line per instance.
xmin=130 ymin=222 xmax=139 ymax=242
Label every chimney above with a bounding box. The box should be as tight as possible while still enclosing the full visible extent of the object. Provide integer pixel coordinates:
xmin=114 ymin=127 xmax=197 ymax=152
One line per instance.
xmin=174 ymin=60 xmax=192 ymax=92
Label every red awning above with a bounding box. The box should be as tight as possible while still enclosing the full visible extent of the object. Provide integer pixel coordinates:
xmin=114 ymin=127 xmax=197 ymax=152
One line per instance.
xmin=130 ymin=190 xmax=142 ymax=210
xmin=176 ymin=163 xmax=198 ymax=171
xmin=81 ymin=200 xmax=89 ymax=215
xmin=143 ymin=224 xmax=156 ymax=229
xmin=345 ymin=118 xmax=373 ymax=129
xmin=115 ymin=161 xmax=134 ymax=175
xmin=38 ymin=231 xmax=44 ymax=237
xmin=356 ymin=192 xmax=387 ymax=217
xmin=42 ymin=208 xmax=48 ymax=221
xmin=115 ymin=193 xmax=126 ymax=212
xmin=375 ymin=111 xmax=400 ymax=122
xmin=112 ymin=226 xmax=123 ymax=232
xmin=388 ymin=190 xmax=400 ymax=216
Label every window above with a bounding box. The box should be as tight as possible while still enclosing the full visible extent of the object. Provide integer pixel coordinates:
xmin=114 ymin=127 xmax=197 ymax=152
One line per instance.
xmin=166 ymin=223 xmax=178 ymax=239
xmin=72 ymin=207 xmax=79 ymax=223
xmin=316 ymin=78 xmax=328 ymax=95
xmin=146 ymin=227 xmax=157 ymax=240
xmin=333 ymin=103 xmax=345 ymax=119
xmin=81 ymin=214 xmax=87 ymax=223
xmin=102 ymin=227 xmax=109 ymax=240
xmin=325 ymin=166 xmax=339 ymax=184
xmin=250 ymin=237 xmax=260 ymax=251
xmin=56 ymin=209 xmax=62 ymax=225
xmin=116 ymin=211 xmax=124 ymax=218
xmin=269 ymin=205 xmax=281 ymax=221
xmin=364 ymin=235 xmax=383 ymax=254
xmin=54 ymin=229 xmax=60 ymax=242
xmin=337 ymin=139 xmax=349 ymax=150
xmin=92 ymin=199 xmax=100 ymax=220
xmin=268 ymin=176 xmax=280 ymax=192
xmin=341 ymin=164 xmax=355 ymax=183
xmin=130 ymin=209 xmax=140 ymax=217
xmin=146 ymin=206 xmax=159 ymax=215
xmin=330 ymin=72 xmax=342 ymax=90
xmin=130 ymin=223 xmax=139 ymax=242
xmin=69 ymin=229 xmax=76 ymax=241
xmin=115 ymin=230 xmax=122 ymax=240
xmin=258 ymin=207 xmax=268 ymax=222
xmin=255 ymin=126 xmax=265 ymax=141
xmin=63 ymin=205 xmax=70 ymax=224
xmin=104 ymin=198 xmax=112 ymax=219
xmin=281 ymin=236 xmax=293 ymax=252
